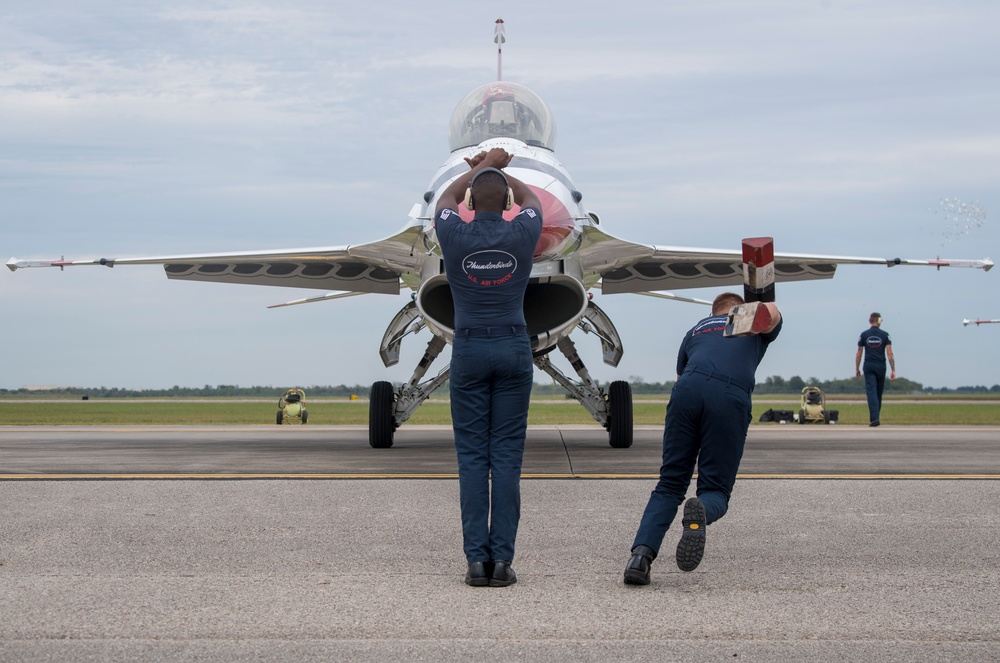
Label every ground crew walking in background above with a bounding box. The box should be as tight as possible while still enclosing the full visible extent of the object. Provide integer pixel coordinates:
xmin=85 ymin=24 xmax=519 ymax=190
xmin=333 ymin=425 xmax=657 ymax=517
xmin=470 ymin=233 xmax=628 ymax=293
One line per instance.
xmin=855 ymin=312 xmax=895 ymax=427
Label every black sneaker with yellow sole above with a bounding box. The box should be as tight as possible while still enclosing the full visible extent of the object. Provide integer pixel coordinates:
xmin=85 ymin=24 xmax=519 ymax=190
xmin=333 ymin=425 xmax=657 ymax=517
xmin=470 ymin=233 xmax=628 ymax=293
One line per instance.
xmin=676 ymin=497 xmax=707 ymax=572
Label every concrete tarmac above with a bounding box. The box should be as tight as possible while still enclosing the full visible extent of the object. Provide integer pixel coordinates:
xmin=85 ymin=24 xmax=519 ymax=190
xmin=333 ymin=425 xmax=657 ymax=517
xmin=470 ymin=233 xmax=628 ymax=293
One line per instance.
xmin=2 ymin=424 xmax=999 ymax=477
xmin=1 ymin=425 xmax=999 ymax=661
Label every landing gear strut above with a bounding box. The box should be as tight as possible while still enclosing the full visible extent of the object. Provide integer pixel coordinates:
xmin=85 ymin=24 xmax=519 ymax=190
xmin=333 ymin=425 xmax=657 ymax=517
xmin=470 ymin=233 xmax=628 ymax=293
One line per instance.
xmin=533 ymin=335 xmax=633 ymax=448
xmin=368 ymin=297 xmax=634 ymax=448
xmin=369 ymin=305 xmax=451 ymax=448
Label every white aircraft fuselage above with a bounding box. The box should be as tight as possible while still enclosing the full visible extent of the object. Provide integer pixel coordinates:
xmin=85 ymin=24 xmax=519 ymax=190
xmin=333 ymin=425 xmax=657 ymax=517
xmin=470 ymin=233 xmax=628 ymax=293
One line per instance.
xmin=8 ymin=77 xmax=993 ymax=449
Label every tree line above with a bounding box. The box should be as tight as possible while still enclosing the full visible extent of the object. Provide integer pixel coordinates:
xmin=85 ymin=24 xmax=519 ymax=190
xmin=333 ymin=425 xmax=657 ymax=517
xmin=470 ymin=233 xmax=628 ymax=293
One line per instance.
xmin=3 ymin=376 xmax=999 ymax=398
xmin=754 ymin=375 xmax=1000 ymax=395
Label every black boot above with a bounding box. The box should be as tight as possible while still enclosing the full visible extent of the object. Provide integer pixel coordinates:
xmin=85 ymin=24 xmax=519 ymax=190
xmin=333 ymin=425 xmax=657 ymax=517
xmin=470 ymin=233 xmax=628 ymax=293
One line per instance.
xmin=465 ymin=561 xmax=490 ymax=587
xmin=676 ymin=497 xmax=707 ymax=572
xmin=623 ymin=545 xmax=655 ymax=585
xmin=489 ymin=560 xmax=517 ymax=587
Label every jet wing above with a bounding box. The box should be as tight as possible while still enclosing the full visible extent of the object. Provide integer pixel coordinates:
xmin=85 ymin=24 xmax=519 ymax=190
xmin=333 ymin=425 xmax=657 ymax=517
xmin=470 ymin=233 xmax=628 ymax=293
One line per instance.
xmin=576 ymin=226 xmax=993 ymax=295
xmin=7 ymin=225 xmax=428 ymax=295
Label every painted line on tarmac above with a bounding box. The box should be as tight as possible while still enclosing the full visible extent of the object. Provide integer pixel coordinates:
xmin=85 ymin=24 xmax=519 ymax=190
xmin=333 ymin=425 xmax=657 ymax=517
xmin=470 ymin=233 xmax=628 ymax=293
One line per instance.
xmin=1 ymin=473 xmax=999 ymax=481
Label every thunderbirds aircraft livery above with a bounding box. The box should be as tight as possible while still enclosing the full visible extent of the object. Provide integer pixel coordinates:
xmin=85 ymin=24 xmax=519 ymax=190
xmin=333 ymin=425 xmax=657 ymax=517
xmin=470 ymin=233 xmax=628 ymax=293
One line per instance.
xmin=8 ymin=20 xmax=993 ymax=448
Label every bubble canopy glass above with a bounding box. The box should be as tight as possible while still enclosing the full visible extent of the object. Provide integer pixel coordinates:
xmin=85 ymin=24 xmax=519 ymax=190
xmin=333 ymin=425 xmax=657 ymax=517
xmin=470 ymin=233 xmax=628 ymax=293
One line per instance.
xmin=448 ymin=81 xmax=557 ymax=152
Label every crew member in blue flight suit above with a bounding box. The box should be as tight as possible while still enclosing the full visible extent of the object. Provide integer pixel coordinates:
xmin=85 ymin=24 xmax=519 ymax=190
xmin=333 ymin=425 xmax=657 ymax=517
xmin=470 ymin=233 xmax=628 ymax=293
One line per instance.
xmin=434 ymin=147 xmax=542 ymax=588
xmin=855 ymin=312 xmax=895 ymax=427
xmin=624 ymin=292 xmax=782 ymax=585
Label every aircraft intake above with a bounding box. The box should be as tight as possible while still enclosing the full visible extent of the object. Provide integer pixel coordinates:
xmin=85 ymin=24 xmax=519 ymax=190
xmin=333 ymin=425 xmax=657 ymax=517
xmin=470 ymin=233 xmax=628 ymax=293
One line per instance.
xmin=415 ymin=274 xmax=589 ymax=353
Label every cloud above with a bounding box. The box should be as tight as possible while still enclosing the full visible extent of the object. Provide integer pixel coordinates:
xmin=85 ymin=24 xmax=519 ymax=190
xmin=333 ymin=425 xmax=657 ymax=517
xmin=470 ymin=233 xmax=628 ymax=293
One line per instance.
xmin=2 ymin=1 xmax=998 ymax=390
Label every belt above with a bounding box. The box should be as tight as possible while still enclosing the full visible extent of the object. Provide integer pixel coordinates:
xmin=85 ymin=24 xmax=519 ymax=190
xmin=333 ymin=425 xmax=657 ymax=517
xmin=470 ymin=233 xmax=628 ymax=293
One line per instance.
xmin=454 ymin=325 xmax=527 ymax=338
xmin=684 ymin=367 xmax=753 ymax=394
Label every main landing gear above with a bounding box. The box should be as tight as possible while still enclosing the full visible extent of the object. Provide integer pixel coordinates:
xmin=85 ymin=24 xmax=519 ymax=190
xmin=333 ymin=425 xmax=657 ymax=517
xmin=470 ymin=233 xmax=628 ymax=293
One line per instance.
xmin=530 ymin=301 xmax=633 ymax=448
xmin=532 ymin=335 xmax=633 ymax=449
xmin=368 ymin=302 xmax=450 ymax=449
xmin=367 ymin=300 xmax=633 ymax=449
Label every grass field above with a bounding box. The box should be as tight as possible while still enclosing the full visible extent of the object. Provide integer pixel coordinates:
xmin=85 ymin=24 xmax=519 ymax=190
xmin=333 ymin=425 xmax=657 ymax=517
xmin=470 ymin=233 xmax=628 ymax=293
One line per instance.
xmin=1 ymin=398 xmax=999 ymax=426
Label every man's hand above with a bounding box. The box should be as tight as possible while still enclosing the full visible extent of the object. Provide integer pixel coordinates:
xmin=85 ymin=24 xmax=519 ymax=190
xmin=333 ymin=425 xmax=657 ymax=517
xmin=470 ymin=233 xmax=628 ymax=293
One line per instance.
xmin=439 ymin=148 xmax=514 ymax=216
xmin=723 ymin=302 xmax=780 ymax=337
xmin=464 ymin=151 xmax=487 ymax=169
xmin=480 ymin=147 xmax=513 ymax=169
xmin=464 ymin=148 xmax=512 ymax=170
xmin=890 ymin=370 xmax=896 ymax=381
xmin=855 ymin=370 xmax=861 ymax=379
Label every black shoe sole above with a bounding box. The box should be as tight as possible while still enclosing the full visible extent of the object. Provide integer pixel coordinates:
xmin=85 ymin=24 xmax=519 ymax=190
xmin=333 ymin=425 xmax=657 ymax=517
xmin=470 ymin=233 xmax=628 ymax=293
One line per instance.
xmin=488 ymin=576 xmax=517 ymax=587
xmin=465 ymin=577 xmax=489 ymax=587
xmin=677 ymin=497 xmax=707 ymax=572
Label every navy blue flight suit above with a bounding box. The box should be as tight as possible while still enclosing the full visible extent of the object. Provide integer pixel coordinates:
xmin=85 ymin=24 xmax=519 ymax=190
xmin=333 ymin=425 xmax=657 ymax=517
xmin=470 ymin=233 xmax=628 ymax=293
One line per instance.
xmin=632 ymin=312 xmax=782 ymax=556
xmin=436 ymin=205 xmax=542 ymax=565
xmin=858 ymin=326 xmax=892 ymax=424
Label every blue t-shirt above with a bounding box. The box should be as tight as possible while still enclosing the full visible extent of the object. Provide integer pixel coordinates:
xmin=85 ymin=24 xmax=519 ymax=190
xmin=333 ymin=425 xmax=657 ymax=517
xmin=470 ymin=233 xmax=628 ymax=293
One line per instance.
xmin=675 ymin=312 xmax=783 ymax=391
xmin=436 ymin=207 xmax=543 ymax=330
xmin=858 ymin=326 xmax=891 ymax=369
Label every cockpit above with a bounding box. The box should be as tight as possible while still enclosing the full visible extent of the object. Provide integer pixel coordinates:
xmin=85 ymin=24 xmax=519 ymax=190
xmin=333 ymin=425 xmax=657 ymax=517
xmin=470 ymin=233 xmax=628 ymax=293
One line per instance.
xmin=447 ymin=81 xmax=557 ymax=152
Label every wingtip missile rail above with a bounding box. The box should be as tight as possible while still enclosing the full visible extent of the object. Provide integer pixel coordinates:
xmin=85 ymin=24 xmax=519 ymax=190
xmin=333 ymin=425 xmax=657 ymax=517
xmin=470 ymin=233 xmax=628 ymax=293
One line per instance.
xmin=8 ymin=256 xmax=117 ymax=272
xmin=888 ymin=257 xmax=994 ymax=271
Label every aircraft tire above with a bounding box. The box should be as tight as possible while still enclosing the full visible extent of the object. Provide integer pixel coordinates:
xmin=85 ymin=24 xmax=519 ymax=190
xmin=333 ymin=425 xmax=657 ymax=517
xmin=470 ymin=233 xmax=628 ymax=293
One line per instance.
xmin=798 ymin=409 xmax=806 ymax=424
xmin=369 ymin=381 xmax=396 ymax=448
xmin=301 ymin=410 xmax=308 ymax=424
xmin=607 ymin=380 xmax=633 ymax=448
xmin=276 ymin=411 xmax=283 ymax=425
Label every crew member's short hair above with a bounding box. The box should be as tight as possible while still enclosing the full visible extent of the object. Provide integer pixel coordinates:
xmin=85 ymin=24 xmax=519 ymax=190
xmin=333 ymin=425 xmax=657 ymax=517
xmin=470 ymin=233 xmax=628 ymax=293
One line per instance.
xmin=869 ymin=312 xmax=881 ymax=324
xmin=712 ymin=292 xmax=745 ymax=315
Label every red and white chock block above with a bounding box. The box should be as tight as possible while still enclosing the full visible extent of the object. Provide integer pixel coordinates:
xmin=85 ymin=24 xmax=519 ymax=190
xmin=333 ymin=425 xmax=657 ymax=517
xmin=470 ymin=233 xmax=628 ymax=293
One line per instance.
xmin=741 ymin=236 xmax=774 ymax=303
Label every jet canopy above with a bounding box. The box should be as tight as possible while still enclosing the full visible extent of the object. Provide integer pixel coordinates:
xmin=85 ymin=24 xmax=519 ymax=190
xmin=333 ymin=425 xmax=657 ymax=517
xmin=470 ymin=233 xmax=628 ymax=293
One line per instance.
xmin=448 ymin=81 xmax=556 ymax=152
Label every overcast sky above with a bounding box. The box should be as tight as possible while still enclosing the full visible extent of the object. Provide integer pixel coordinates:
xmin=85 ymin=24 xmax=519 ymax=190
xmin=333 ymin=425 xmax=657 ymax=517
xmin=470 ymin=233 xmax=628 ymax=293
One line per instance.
xmin=2 ymin=0 xmax=997 ymax=391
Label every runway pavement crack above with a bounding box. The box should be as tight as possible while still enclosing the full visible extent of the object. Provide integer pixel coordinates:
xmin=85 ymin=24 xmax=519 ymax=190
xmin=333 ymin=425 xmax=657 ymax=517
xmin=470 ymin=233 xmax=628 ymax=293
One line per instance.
xmin=555 ymin=427 xmax=576 ymax=476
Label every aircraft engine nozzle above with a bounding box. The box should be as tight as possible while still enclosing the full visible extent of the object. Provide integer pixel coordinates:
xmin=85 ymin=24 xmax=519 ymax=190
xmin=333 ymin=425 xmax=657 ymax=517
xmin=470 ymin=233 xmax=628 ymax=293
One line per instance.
xmin=415 ymin=274 xmax=589 ymax=353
